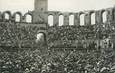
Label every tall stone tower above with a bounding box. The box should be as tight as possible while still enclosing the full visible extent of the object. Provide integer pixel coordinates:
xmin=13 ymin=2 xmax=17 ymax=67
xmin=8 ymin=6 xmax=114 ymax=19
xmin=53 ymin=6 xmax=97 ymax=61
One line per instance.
xmin=34 ymin=0 xmax=48 ymax=12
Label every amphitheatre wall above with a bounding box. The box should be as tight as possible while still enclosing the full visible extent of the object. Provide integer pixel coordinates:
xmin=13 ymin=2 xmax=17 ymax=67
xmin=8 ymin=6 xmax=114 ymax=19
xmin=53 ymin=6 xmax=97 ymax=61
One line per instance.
xmin=0 ymin=7 xmax=115 ymax=50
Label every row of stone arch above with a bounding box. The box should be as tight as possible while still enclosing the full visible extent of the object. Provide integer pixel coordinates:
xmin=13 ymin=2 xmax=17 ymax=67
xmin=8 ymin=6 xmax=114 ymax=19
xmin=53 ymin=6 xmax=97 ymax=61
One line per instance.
xmin=48 ymin=15 xmax=75 ymax=26
xmin=48 ymin=9 xmax=114 ymax=26
xmin=48 ymin=11 xmax=107 ymax=26
xmin=0 ymin=8 xmax=114 ymax=25
xmin=0 ymin=11 xmax=33 ymax=23
xmin=79 ymin=11 xmax=107 ymax=26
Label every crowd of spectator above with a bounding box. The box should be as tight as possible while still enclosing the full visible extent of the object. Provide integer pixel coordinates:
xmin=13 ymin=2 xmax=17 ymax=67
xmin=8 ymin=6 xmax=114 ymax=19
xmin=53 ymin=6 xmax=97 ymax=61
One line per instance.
xmin=48 ymin=26 xmax=97 ymax=49
xmin=0 ymin=48 xmax=115 ymax=73
xmin=48 ymin=26 xmax=95 ymax=41
xmin=0 ymin=22 xmax=39 ymax=48
xmin=48 ymin=25 xmax=107 ymax=49
xmin=0 ymin=21 xmax=115 ymax=73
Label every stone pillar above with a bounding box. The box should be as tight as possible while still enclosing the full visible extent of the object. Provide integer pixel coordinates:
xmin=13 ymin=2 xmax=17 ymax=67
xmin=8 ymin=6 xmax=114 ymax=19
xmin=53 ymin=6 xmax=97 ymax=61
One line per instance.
xmin=74 ymin=13 xmax=80 ymax=26
xmin=64 ymin=13 xmax=69 ymax=26
xmin=107 ymin=8 xmax=114 ymax=22
xmin=53 ymin=13 xmax=59 ymax=26
xmin=11 ymin=16 xmax=15 ymax=22
xmin=20 ymin=15 xmax=23 ymax=23
xmin=95 ymin=11 xmax=102 ymax=24
xmin=0 ymin=12 xmax=2 ymax=21
xmin=85 ymin=13 xmax=91 ymax=25
xmin=22 ymin=16 xmax=26 ymax=23
xmin=114 ymin=8 xmax=115 ymax=21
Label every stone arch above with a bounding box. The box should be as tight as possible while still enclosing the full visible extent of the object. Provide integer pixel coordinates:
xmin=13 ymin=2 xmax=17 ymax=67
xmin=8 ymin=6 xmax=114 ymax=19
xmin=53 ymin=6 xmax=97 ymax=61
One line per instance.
xmin=79 ymin=13 xmax=85 ymax=26
xmin=101 ymin=10 xmax=108 ymax=23
xmin=36 ymin=31 xmax=47 ymax=43
xmin=2 ymin=11 xmax=12 ymax=21
xmin=24 ymin=13 xmax=33 ymax=23
xmin=48 ymin=15 xmax=54 ymax=26
xmin=59 ymin=14 xmax=64 ymax=26
xmin=91 ymin=12 xmax=96 ymax=25
xmin=69 ymin=14 xmax=74 ymax=25
xmin=13 ymin=12 xmax=22 ymax=22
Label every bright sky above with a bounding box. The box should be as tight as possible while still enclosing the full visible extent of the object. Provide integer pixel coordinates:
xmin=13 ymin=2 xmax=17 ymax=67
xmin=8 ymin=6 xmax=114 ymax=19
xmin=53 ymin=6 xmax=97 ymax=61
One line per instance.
xmin=0 ymin=0 xmax=115 ymax=14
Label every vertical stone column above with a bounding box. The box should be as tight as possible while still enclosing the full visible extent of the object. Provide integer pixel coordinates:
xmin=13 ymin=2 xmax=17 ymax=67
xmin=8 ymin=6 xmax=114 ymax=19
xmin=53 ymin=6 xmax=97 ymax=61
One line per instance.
xmin=107 ymin=8 xmax=114 ymax=22
xmin=20 ymin=15 xmax=23 ymax=23
xmin=64 ymin=13 xmax=69 ymax=26
xmin=95 ymin=10 xmax=103 ymax=50
xmin=74 ymin=13 xmax=80 ymax=26
xmin=53 ymin=12 xmax=59 ymax=26
xmin=0 ymin=12 xmax=2 ymax=21
xmin=11 ymin=16 xmax=15 ymax=22
xmin=95 ymin=11 xmax=102 ymax=24
xmin=22 ymin=16 xmax=26 ymax=23
xmin=113 ymin=8 xmax=115 ymax=21
xmin=44 ymin=12 xmax=48 ymax=24
xmin=84 ymin=13 xmax=91 ymax=25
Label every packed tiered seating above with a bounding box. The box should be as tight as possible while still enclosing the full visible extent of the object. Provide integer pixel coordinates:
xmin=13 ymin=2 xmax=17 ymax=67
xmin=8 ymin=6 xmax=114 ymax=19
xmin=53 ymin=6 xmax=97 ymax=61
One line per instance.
xmin=0 ymin=47 xmax=115 ymax=73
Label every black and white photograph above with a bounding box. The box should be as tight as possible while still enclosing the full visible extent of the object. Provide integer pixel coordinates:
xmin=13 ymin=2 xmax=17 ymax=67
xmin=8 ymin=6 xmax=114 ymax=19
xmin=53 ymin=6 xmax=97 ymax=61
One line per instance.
xmin=0 ymin=0 xmax=115 ymax=73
